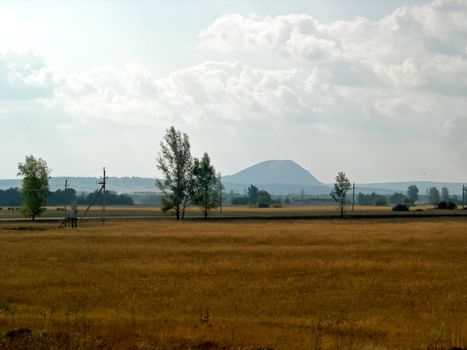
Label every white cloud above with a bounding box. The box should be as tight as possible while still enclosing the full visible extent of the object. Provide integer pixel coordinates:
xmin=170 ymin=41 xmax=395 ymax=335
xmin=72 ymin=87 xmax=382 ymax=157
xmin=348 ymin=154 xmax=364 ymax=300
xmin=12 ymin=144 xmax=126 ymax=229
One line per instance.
xmin=199 ymin=0 xmax=467 ymax=94
xmin=2 ymin=0 xmax=467 ymax=181
xmin=0 ymin=50 xmax=54 ymax=100
xmin=199 ymin=13 xmax=340 ymax=60
xmin=3 ymin=0 xmax=465 ymax=138
xmin=42 ymin=61 xmax=333 ymax=129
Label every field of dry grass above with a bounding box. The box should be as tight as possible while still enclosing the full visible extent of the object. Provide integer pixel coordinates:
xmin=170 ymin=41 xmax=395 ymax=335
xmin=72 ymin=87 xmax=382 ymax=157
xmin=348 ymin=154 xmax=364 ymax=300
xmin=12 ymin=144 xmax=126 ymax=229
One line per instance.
xmin=0 ymin=219 xmax=466 ymax=349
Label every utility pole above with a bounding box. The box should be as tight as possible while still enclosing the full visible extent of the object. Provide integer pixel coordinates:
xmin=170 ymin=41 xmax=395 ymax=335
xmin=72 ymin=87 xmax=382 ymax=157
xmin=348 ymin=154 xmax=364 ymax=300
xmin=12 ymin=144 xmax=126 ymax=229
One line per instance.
xmin=219 ymin=185 xmax=223 ymax=216
xmin=64 ymin=179 xmax=68 ymax=214
xmin=352 ymin=183 xmax=355 ymax=215
xmin=98 ymin=167 xmax=107 ymax=225
xmin=64 ymin=179 xmax=68 ymax=227
xmin=463 ymin=184 xmax=465 ymax=210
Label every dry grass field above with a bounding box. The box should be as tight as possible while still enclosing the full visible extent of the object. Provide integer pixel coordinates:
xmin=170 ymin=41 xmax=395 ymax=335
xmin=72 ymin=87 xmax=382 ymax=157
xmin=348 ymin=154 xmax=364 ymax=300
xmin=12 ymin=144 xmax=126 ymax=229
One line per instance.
xmin=0 ymin=219 xmax=466 ymax=349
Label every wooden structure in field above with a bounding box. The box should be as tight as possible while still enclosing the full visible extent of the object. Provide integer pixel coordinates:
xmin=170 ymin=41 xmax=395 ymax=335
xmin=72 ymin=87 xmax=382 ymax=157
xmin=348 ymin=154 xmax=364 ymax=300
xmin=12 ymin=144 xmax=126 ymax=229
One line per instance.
xmin=59 ymin=167 xmax=107 ymax=228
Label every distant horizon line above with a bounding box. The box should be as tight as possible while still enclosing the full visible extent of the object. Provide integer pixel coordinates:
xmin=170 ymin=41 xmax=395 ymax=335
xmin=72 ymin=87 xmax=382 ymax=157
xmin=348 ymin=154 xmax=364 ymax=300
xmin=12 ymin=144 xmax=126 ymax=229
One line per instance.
xmin=0 ymin=175 xmax=465 ymax=186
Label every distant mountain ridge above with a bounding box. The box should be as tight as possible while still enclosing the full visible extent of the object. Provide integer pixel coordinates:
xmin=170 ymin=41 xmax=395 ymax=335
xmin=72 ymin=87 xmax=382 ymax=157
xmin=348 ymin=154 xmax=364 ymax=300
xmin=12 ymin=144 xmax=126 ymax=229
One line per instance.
xmin=0 ymin=159 xmax=464 ymax=195
xmin=222 ymin=160 xmax=321 ymax=186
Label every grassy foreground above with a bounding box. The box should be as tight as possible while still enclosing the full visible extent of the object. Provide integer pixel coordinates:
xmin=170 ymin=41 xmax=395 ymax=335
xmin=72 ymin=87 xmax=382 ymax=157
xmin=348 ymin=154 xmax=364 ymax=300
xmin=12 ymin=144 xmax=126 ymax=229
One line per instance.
xmin=0 ymin=219 xmax=466 ymax=349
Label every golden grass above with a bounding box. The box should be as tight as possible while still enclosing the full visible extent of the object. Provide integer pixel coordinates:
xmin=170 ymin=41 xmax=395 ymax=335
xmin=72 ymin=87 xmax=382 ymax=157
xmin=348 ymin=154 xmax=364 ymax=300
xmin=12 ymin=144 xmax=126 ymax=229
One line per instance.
xmin=0 ymin=219 xmax=466 ymax=349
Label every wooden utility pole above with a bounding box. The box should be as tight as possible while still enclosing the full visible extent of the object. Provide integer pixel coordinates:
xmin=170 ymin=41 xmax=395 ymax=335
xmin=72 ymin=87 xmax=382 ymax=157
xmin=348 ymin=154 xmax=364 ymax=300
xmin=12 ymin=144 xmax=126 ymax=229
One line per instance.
xmin=352 ymin=183 xmax=355 ymax=215
xmin=98 ymin=167 xmax=107 ymax=225
xmin=77 ymin=167 xmax=107 ymax=225
xmin=64 ymin=179 xmax=68 ymax=214
xmin=219 ymin=185 xmax=223 ymax=216
xmin=58 ymin=179 xmax=69 ymax=229
xmin=463 ymin=184 xmax=465 ymax=210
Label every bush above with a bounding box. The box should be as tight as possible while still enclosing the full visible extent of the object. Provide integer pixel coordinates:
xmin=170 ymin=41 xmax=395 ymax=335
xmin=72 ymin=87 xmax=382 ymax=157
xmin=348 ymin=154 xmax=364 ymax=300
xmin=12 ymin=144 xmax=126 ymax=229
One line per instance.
xmin=448 ymin=201 xmax=457 ymax=210
xmin=437 ymin=201 xmax=448 ymax=209
xmin=392 ymin=204 xmax=409 ymax=211
xmin=257 ymin=190 xmax=272 ymax=208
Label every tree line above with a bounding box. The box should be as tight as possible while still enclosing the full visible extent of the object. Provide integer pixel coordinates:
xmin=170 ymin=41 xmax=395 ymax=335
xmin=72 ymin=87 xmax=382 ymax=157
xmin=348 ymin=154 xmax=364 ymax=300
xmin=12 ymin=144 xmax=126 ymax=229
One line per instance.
xmin=10 ymin=127 xmax=466 ymax=220
xmin=357 ymin=185 xmax=419 ymax=206
xmin=7 ymin=154 xmax=134 ymax=220
xmin=11 ymin=126 xmax=224 ymax=220
xmin=0 ymin=187 xmax=133 ymax=207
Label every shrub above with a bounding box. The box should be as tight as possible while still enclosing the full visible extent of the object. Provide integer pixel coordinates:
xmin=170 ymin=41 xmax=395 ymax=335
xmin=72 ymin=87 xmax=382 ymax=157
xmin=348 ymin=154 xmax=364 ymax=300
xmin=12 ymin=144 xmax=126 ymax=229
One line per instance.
xmin=392 ymin=204 xmax=409 ymax=211
xmin=448 ymin=201 xmax=457 ymax=210
xmin=437 ymin=201 xmax=448 ymax=209
xmin=257 ymin=190 xmax=272 ymax=208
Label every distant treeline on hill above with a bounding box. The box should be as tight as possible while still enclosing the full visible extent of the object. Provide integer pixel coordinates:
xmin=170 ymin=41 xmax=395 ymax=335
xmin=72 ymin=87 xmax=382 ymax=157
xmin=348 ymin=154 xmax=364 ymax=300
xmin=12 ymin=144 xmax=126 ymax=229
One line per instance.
xmin=0 ymin=188 xmax=133 ymax=206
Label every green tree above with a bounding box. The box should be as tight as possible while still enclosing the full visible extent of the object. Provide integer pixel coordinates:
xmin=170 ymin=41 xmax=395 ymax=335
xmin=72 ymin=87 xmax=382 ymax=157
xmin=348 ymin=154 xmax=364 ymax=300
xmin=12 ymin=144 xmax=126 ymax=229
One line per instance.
xmin=257 ymin=190 xmax=272 ymax=208
xmin=330 ymin=171 xmax=351 ymax=217
xmin=191 ymin=152 xmax=222 ymax=219
xmin=358 ymin=192 xmax=387 ymax=206
xmin=427 ymin=187 xmax=440 ymax=205
xmin=406 ymin=185 xmax=419 ymax=205
xmin=389 ymin=192 xmax=408 ymax=205
xmin=156 ymin=126 xmax=193 ymax=220
xmin=17 ymin=155 xmax=51 ymax=220
xmin=441 ymin=187 xmax=450 ymax=202
xmin=247 ymin=185 xmax=259 ymax=206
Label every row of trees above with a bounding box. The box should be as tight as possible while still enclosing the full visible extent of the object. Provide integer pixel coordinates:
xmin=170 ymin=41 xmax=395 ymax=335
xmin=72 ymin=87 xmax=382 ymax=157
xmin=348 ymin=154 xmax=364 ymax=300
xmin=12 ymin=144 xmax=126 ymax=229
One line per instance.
xmin=13 ymin=155 xmax=135 ymax=220
xmin=426 ymin=186 xmax=453 ymax=205
xmin=13 ymin=126 xmax=222 ymax=220
xmin=156 ymin=127 xmax=222 ymax=219
xmin=357 ymin=186 xmax=464 ymax=207
xmin=357 ymin=187 xmax=419 ymax=206
xmin=0 ymin=188 xmax=133 ymax=207
xmin=333 ymin=173 xmax=466 ymax=216
xmin=12 ymin=128 xmax=465 ymax=220
xmin=0 ymin=188 xmax=22 ymax=206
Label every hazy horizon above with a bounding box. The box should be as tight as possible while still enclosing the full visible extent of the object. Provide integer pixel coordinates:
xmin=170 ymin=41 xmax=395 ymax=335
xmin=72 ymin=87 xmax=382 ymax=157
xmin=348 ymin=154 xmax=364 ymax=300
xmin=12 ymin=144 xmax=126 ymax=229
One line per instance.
xmin=1 ymin=0 xmax=467 ymax=183
xmin=1 ymin=158 xmax=466 ymax=186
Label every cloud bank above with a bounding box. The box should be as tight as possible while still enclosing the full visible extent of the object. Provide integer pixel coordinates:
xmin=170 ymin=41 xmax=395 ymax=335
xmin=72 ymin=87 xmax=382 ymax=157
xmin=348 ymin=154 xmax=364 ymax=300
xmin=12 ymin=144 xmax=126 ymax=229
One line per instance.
xmin=1 ymin=0 xmax=467 ymax=181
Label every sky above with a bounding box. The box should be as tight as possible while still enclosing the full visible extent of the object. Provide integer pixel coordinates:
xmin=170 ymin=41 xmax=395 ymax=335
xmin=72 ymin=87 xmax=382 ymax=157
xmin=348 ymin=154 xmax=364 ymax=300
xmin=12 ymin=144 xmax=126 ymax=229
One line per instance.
xmin=1 ymin=0 xmax=467 ymax=183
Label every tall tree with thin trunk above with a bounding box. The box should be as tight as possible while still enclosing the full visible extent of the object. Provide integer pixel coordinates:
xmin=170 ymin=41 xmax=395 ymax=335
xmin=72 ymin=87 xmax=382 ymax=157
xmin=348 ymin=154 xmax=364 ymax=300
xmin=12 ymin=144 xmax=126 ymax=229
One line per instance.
xmin=247 ymin=185 xmax=259 ymax=206
xmin=156 ymin=127 xmax=193 ymax=220
xmin=427 ymin=187 xmax=440 ymax=205
xmin=17 ymin=155 xmax=51 ymax=221
xmin=191 ymin=152 xmax=222 ymax=219
xmin=407 ymin=185 xmax=419 ymax=205
xmin=441 ymin=187 xmax=450 ymax=202
xmin=330 ymin=171 xmax=351 ymax=218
